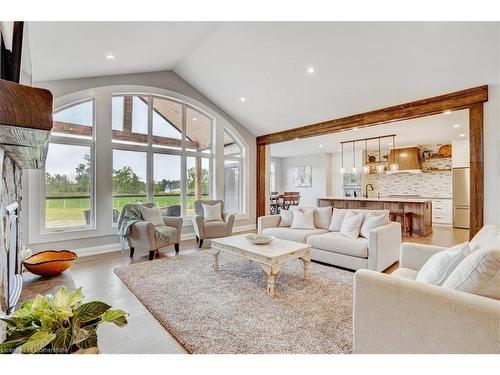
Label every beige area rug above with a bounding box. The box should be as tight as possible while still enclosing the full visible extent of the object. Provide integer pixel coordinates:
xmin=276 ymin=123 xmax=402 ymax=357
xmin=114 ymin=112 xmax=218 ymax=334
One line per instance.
xmin=114 ymin=251 xmax=354 ymax=354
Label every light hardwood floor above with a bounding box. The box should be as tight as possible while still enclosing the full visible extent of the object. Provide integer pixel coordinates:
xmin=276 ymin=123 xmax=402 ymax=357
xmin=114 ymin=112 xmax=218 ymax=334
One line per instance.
xmin=20 ymin=225 xmax=467 ymax=354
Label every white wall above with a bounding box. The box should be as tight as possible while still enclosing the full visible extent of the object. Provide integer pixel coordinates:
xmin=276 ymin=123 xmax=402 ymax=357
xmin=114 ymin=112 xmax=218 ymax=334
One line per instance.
xmin=330 ymin=153 xmax=343 ymax=197
xmin=270 ymin=157 xmax=283 ymax=193
xmin=330 ymin=150 xmax=363 ymax=197
xmin=279 ymin=153 xmax=330 ymax=207
xmin=25 ymin=71 xmax=256 ymax=252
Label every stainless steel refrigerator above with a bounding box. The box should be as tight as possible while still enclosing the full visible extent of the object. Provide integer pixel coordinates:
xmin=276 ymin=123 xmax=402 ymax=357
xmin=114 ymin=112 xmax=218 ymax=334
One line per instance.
xmin=453 ymin=167 xmax=470 ymax=229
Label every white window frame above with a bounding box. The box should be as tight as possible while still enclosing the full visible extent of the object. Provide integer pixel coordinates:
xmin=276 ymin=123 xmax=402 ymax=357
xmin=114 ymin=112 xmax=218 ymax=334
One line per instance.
xmin=40 ymin=99 xmax=96 ymax=233
xmin=28 ymin=85 xmax=250 ymax=245
xmin=111 ymin=94 xmax=214 ymax=222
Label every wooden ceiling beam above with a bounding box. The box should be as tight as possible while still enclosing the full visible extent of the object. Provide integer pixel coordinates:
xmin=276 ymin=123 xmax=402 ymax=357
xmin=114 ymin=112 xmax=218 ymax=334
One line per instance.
xmin=256 ymin=85 xmax=488 ymax=145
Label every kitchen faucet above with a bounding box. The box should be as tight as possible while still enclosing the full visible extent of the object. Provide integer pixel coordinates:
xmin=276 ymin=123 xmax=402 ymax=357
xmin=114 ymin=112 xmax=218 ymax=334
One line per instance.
xmin=364 ymin=184 xmax=374 ymax=198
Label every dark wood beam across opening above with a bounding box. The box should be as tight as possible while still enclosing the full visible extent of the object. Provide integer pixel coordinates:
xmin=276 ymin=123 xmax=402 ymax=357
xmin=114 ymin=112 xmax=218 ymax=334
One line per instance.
xmin=256 ymin=85 xmax=488 ymax=239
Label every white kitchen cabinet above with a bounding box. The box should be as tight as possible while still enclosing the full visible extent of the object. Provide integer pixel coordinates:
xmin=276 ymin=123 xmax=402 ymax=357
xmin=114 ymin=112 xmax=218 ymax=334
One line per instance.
xmin=432 ymin=199 xmax=452 ymax=225
xmin=452 ymin=140 xmax=470 ymax=168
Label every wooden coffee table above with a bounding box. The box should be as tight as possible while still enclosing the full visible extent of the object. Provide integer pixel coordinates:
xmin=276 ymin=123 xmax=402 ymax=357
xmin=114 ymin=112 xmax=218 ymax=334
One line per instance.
xmin=210 ymin=234 xmax=311 ymax=296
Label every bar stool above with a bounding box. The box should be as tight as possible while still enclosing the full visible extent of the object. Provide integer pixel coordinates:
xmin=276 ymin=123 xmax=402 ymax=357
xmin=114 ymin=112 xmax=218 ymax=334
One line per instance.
xmin=390 ymin=211 xmax=413 ymax=237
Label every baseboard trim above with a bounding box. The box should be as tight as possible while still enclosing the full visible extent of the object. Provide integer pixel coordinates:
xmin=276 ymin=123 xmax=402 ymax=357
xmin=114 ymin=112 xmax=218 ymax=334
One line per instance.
xmin=74 ymin=224 xmax=256 ymax=258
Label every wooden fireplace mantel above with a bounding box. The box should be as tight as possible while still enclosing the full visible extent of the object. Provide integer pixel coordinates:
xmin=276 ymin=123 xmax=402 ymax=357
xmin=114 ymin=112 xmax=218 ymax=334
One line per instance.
xmin=0 ymin=78 xmax=53 ymax=169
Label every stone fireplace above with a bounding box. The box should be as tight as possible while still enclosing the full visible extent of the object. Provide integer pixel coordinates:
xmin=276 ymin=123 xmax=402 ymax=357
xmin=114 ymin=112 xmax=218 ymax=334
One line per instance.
xmin=0 ymin=151 xmax=23 ymax=340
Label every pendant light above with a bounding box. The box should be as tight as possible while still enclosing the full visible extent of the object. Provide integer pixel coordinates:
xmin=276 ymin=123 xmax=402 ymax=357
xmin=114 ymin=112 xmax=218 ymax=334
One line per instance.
xmin=340 ymin=143 xmax=345 ymax=174
xmin=362 ymin=139 xmax=370 ymax=174
xmin=376 ymin=137 xmax=385 ymax=174
xmin=351 ymin=141 xmax=357 ymax=174
xmin=389 ymin=135 xmax=399 ymax=172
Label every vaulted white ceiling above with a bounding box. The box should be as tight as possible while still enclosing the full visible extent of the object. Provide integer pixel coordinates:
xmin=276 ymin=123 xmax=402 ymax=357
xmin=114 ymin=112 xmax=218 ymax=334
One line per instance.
xmin=28 ymin=22 xmax=222 ymax=81
xmin=28 ymin=22 xmax=500 ymax=137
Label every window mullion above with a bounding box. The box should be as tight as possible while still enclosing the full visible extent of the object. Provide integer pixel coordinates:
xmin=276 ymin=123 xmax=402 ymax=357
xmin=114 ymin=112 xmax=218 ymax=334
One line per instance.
xmin=147 ymin=96 xmax=154 ymax=203
xmin=181 ymin=104 xmax=187 ymax=217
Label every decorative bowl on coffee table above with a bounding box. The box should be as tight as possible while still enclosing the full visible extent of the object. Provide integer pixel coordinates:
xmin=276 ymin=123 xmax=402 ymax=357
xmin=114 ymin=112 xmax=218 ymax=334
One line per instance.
xmin=246 ymin=234 xmax=275 ymax=245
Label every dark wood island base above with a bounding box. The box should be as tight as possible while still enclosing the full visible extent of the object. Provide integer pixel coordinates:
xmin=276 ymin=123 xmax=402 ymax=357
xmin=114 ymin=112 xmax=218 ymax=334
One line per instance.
xmin=317 ymin=197 xmax=433 ymax=237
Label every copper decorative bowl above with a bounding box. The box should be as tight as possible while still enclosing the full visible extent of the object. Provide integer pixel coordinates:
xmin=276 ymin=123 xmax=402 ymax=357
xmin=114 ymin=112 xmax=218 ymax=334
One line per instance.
xmin=23 ymin=250 xmax=77 ymax=277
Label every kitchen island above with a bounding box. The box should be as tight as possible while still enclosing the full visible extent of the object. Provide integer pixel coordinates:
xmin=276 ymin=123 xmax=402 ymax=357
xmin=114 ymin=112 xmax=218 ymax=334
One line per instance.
xmin=317 ymin=197 xmax=433 ymax=237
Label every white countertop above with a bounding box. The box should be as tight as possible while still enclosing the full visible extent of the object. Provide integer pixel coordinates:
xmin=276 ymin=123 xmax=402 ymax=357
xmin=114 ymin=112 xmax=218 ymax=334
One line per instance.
xmin=320 ymin=196 xmax=433 ymax=203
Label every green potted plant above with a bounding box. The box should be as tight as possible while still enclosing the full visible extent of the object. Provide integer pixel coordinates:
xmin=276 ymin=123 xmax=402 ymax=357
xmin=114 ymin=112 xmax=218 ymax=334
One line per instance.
xmin=0 ymin=286 xmax=128 ymax=354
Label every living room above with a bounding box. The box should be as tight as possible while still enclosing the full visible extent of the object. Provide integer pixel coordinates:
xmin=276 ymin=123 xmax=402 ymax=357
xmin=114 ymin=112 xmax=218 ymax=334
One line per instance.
xmin=1 ymin=2 xmax=499 ymax=374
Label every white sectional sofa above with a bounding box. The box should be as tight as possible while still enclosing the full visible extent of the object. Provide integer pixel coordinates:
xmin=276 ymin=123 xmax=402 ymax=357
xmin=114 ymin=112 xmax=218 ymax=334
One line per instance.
xmin=353 ymin=225 xmax=500 ymax=353
xmin=258 ymin=208 xmax=401 ymax=272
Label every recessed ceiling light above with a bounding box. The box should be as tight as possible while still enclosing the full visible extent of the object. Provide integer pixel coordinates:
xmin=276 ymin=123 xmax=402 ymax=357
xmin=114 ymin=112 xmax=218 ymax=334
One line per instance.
xmin=388 ymin=142 xmax=393 ymax=146
xmin=307 ymin=66 xmax=316 ymax=74
xmin=294 ymin=138 xmax=299 ymax=141
xmin=453 ymin=124 xmax=460 ymax=128
xmin=319 ymin=144 xmax=323 ymax=148
xmin=337 ymin=148 xmax=342 ymax=152
xmin=353 ymin=127 xmax=359 ymax=131
xmin=239 ymin=97 xmax=246 ymax=102
xmin=459 ymin=133 xmax=465 ymax=137
xmin=106 ymin=54 xmax=115 ymax=59
xmin=192 ymin=117 xmax=197 ymax=122
xmin=444 ymin=110 xmax=452 ymax=115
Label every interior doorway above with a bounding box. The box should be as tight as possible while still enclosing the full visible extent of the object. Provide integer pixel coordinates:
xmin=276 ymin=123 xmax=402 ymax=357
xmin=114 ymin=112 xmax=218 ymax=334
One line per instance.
xmin=257 ymin=85 xmax=487 ymax=239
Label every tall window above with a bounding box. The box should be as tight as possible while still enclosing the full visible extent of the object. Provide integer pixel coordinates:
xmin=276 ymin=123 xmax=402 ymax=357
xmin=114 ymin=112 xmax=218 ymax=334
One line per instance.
xmin=111 ymin=95 xmax=213 ymax=220
xmin=153 ymin=153 xmax=181 ymax=216
xmin=112 ymin=149 xmax=147 ymax=218
xmin=186 ymin=156 xmax=211 ymax=216
xmin=224 ymin=130 xmax=244 ymax=214
xmin=44 ymin=100 xmax=94 ymax=230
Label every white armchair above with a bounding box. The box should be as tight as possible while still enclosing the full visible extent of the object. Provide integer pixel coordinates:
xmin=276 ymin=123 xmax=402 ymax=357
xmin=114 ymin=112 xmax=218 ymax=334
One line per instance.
xmin=353 ymin=241 xmax=500 ymax=353
xmin=127 ymin=203 xmax=183 ymax=261
xmin=192 ymin=200 xmax=235 ymax=248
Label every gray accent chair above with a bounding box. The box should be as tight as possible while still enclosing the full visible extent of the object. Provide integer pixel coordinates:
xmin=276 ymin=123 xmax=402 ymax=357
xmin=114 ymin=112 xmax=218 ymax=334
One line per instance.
xmin=192 ymin=200 xmax=235 ymax=248
xmin=128 ymin=203 xmax=183 ymax=260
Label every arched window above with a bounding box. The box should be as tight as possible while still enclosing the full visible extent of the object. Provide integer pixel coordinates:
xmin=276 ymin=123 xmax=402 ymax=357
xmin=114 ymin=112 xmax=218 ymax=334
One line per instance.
xmin=40 ymin=88 xmax=246 ymax=237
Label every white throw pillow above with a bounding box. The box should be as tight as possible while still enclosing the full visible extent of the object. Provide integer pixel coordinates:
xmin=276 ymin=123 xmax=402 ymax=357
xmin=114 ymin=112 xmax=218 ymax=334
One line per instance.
xmin=140 ymin=205 xmax=164 ymax=226
xmin=290 ymin=208 xmax=315 ymax=230
xmin=279 ymin=209 xmax=294 ymax=227
xmin=202 ymin=202 xmax=223 ymax=222
xmin=314 ymin=207 xmax=333 ymax=230
xmin=360 ymin=213 xmax=386 ymax=239
xmin=328 ymin=208 xmax=348 ymax=232
xmin=469 ymin=225 xmax=500 ymax=251
xmin=442 ymin=248 xmax=500 ymax=300
xmin=416 ymin=242 xmax=471 ymax=286
xmin=340 ymin=211 xmax=364 ymax=239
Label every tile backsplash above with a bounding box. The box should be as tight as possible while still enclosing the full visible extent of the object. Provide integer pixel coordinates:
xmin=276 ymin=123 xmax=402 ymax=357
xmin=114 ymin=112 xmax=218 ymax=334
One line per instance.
xmin=363 ymin=144 xmax=452 ymax=198
xmin=364 ymin=170 xmax=452 ymax=198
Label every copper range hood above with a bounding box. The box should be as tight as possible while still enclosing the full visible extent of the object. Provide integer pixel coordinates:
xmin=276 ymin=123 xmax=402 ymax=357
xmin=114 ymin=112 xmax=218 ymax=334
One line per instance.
xmin=387 ymin=147 xmax=422 ymax=174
